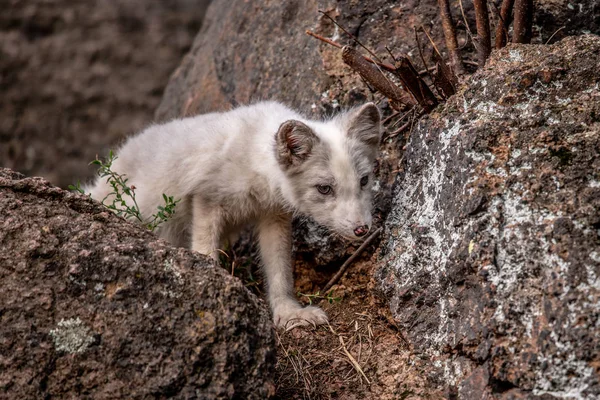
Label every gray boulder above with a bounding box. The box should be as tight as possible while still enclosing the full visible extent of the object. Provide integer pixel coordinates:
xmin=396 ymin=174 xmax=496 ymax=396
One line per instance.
xmin=377 ymin=35 xmax=600 ymax=398
xmin=0 ymin=168 xmax=275 ymax=399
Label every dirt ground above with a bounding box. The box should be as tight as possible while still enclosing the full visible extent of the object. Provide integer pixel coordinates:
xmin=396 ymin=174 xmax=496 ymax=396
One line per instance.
xmin=227 ymin=235 xmax=443 ymax=400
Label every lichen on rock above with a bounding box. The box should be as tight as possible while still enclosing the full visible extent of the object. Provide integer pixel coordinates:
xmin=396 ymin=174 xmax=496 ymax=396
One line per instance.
xmin=377 ymin=35 xmax=600 ymax=398
xmin=0 ymin=169 xmax=276 ymax=399
xmin=49 ymin=318 xmax=96 ymax=354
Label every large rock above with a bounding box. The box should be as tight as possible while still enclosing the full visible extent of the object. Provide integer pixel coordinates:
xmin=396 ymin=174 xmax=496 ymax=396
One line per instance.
xmin=376 ymin=35 xmax=600 ymax=398
xmin=0 ymin=169 xmax=275 ymax=398
xmin=0 ymin=0 xmax=210 ymax=188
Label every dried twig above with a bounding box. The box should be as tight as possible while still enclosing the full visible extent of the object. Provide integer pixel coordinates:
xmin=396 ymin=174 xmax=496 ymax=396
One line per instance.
xmin=494 ymin=0 xmax=515 ymax=49
xmin=437 ymin=0 xmax=465 ymax=76
xmin=322 ymin=227 xmax=382 ymax=293
xmin=458 ymin=0 xmax=473 ymax=37
xmin=545 ymin=26 xmax=565 ymax=45
xmin=342 ymin=47 xmax=414 ymax=108
xmin=386 ymin=121 xmax=411 ymax=139
xmin=393 ymin=55 xmax=439 ymax=112
xmin=306 ymin=30 xmax=396 ymax=72
xmin=319 ymin=10 xmax=383 ymax=64
xmin=305 ymin=29 xmax=342 ymax=49
xmin=339 ymin=335 xmax=371 ymax=385
xmin=432 ymin=52 xmax=457 ymax=98
xmin=473 ymin=0 xmax=492 ymax=66
xmin=420 ymin=25 xmax=443 ymax=59
xmin=513 ymin=0 xmax=533 ymax=43
xmin=414 ymin=27 xmax=442 ymax=99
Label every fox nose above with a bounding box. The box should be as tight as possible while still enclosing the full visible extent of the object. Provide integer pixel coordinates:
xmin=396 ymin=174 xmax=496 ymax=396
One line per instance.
xmin=354 ymin=225 xmax=369 ymax=237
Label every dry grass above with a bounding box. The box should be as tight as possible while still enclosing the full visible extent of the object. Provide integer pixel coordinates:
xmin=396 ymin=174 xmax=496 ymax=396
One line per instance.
xmin=272 ymin=255 xmax=443 ymax=400
xmin=223 ymin=228 xmax=442 ymax=399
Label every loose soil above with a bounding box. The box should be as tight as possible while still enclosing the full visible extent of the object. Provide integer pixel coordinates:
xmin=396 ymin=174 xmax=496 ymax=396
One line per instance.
xmin=228 ymin=232 xmax=443 ymax=400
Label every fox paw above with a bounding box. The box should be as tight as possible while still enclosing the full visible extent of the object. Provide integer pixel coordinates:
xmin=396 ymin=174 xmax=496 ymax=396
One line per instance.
xmin=273 ymin=304 xmax=328 ymax=330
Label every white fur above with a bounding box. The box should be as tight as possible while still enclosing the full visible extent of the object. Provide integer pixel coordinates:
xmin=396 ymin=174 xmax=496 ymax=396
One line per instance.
xmin=88 ymin=101 xmax=380 ymax=328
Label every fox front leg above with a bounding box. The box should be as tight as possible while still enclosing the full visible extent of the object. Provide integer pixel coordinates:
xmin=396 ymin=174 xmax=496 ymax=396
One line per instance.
xmin=257 ymin=213 xmax=328 ymax=329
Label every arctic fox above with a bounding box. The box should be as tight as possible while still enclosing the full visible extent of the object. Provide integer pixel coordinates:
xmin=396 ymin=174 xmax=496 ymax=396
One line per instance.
xmin=88 ymin=101 xmax=381 ymax=328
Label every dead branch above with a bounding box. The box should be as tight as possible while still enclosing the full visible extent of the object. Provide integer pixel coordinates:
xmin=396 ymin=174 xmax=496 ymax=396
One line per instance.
xmin=473 ymin=0 xmax=492 ymax=66
xmin=420 ymin=25 xmax=443 ymax=59
xmin=545 ymin=26 xmax=565 ymax=45
xmin=494 ymin=0 xmax=515 ymax=49
xmin=305 ymin=30 xmax=342 ymax=49
xmin=306 ymin=30 xmax=396 ymax=72
xmin=392 ymin=55 xmax=439 ymax=112
xmin=513 ymin=0 xmax=533 ymax=43
xmin=341 ymin=47 xmax=414 ymax=108
xmin=339 ymin=335 xmax=371 ymax=385
xmin=322 ymin=227 xmax=382 ymax=293
xmin=385 ymin=121 xmax=411 ymax=139
xmin=437 ymin=0 xmax=466 ymax=76
xmin=432 ymin=53 xmax=457 ymax=98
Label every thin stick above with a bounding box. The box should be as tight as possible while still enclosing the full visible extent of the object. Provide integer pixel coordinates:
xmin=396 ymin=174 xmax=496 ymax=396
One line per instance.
xmin=494 ymin=0 xmax=515 ymax=49
xmin=305 ymin=29 xmax=342 ymax=48
xmin=437 ymin=0 xmax=466 ymax=75
xmin=381 ymin=110 xmax=401 ymax=125
xmin=545 ymin=26 xmax=565 ymax=44
xmin=473 ymin=0 xmax=492 ymax=66
xmin=420 ymin=25 xmax=443 ymax=59
xmin=458 ymin=0 xmax=473 ymax=36
xmin=318 ymin=10 xmax=383 ymax=64
xmin=322 ymin=227 xmax=382 ymax=293
xmin=386 ymin=121 xmax=411 ymax=139
xmin=339 ymin=335 xmax=371 ymax=385
xmin=306 ymin=30 xmax=396 ymax=72
xmin=414 ymin=27 xmax=440 ymax=98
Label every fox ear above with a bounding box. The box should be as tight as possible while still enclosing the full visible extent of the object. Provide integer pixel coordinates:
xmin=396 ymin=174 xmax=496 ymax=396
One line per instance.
xmin=275 ymin=120 xmax=318 ymax=168
xmin=347 ymin=103 xmax=381 ymax=147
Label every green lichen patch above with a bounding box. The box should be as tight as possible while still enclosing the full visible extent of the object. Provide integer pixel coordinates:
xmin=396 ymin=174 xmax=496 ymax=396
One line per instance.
xmin=49 ymin=317 xmax=95 ymax=354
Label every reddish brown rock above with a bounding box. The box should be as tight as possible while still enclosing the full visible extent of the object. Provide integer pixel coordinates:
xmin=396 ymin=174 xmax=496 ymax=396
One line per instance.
xmin=0 ymin=168 xmax=275 ymax=399
xmin=377 ymin=35 xmax=600 ymax=398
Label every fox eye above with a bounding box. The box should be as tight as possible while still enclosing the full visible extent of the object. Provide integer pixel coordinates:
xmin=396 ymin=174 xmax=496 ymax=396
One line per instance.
xmin=316 ymin=185 xmax=333 ymax=195
xmin=360 ymin=175 xmax=369 ymax=187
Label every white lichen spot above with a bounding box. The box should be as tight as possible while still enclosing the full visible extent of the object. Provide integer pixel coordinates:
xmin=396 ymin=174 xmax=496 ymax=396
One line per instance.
xmin=49 ymin=318 xmax=95 ymax=354
xmin=164 ymin=258 xmax=184 ymax=285
xmin=94 ymin=283 xmax=104 ymax=292
xmin=588 ymin=180 xmax=600 ymax=188
xmin=509 ymin=49 xmax=523 ymax=62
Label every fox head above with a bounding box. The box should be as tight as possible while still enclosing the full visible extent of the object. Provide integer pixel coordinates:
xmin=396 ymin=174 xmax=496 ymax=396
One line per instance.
xmin=275 ymin=103 xmax=381 ymax=240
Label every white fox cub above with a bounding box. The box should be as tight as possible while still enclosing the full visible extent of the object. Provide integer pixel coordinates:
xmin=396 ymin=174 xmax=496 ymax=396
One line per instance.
xmin=88 ymin=101 xmax=382 ymax=328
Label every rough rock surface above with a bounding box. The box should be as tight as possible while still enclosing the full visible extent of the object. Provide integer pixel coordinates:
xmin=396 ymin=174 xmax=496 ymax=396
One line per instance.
xmin=535 ymin=1 xmax=600 ymax=43
xmin=0 ymin=168 xmax=275 ymax=398
xmin=376 ymin=35 xmax=600 ymax=398
xmin=0 ymin=0 xmax=210 ymax=188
